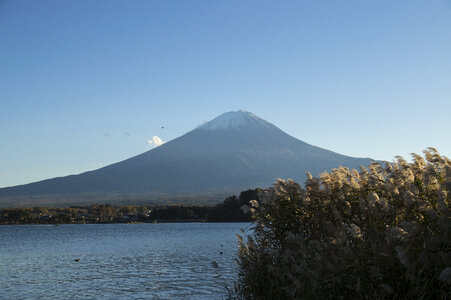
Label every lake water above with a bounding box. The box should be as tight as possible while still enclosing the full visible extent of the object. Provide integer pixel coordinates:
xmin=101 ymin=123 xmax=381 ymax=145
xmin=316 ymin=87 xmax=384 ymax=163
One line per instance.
xmin=0 ymin=223 xmax=250 ymax=300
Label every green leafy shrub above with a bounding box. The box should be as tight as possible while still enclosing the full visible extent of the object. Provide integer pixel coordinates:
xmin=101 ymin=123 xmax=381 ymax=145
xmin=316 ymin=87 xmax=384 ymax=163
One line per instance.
xmin=236 ymin=148 xmax=450 ymax=299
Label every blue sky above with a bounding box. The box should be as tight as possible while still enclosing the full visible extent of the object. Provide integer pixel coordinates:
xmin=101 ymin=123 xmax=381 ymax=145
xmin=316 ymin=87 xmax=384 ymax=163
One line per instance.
xmin=1 ymin=0 xmax=451 ymax=188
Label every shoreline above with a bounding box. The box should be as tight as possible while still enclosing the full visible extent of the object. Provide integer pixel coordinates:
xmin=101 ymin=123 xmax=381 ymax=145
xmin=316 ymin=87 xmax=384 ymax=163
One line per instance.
xmin=0 ymin=220 xmax=251 ymax=225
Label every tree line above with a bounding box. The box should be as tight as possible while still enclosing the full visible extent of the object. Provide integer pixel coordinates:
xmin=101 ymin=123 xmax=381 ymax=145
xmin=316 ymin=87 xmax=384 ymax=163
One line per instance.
xmin=0 ymin=189 xmax=260 ymax=224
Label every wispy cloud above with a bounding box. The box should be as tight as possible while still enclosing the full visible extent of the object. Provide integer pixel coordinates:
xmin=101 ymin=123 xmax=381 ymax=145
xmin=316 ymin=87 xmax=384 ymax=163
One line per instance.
xmin=147 ymin=136 xmax=165 ymax=148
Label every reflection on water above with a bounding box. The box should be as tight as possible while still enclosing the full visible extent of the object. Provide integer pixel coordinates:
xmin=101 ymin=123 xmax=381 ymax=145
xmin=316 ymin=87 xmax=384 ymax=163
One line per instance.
xmin=0 ymin=223 xmax=250 ymax=299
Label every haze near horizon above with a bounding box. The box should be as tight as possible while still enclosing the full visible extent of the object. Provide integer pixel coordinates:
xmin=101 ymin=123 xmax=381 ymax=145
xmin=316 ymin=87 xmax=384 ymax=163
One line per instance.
xmin=1 ymin=0 xmax=450 ymax=188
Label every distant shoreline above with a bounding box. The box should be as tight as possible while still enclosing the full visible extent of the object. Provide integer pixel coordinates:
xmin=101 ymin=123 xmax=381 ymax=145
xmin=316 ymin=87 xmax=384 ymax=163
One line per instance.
xmin=0 ymin=220 xmax=250 ymax=225
xmin=0 ymin=189 xmax=260 ymax=225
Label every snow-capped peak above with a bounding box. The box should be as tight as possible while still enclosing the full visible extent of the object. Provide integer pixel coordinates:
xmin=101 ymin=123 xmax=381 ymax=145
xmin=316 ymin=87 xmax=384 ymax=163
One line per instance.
xmin=198 ymin=110 xmax=268 ymax=130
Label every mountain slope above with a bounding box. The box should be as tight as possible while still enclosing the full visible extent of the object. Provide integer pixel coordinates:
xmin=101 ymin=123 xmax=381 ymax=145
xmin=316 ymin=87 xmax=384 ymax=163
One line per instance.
xmin=0 ymin=111 xmax=373 ymax=202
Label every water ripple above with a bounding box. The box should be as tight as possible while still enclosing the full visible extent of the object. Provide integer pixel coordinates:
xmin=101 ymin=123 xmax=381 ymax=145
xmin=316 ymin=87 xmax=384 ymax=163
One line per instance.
xmin=0 ymin=223 xmax=250 ymax=299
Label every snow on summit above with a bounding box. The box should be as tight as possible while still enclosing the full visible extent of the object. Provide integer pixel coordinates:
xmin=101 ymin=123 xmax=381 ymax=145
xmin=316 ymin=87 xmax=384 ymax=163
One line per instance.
xmin=199 ymin=110 xmax=269 ymax=130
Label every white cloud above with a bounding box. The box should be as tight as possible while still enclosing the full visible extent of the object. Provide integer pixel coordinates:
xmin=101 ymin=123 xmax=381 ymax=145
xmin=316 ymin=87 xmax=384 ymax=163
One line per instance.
xmin=147 ymin=135 xmax=165 ymax=148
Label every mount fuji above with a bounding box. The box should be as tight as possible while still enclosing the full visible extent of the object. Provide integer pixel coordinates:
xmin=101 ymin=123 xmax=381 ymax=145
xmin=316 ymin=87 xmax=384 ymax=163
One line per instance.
xmin=0 ymin=111 xmax=373 ymax=206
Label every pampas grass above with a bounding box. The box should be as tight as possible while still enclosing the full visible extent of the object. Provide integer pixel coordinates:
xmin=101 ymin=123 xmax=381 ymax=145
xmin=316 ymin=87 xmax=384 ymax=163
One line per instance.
xmin=236 ymin=148 xmax=450 ymax=299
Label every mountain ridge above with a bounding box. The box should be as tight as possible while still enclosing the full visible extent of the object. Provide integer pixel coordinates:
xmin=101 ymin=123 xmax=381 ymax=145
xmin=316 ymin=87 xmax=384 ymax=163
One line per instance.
xmin=0 ymin=111 xmax=373 ymax=206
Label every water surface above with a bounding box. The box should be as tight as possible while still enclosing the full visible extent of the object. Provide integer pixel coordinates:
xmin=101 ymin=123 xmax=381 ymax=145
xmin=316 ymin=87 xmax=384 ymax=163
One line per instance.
xmin=0 ymin=223 xmax=250 ymax=299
